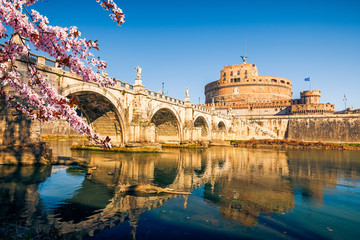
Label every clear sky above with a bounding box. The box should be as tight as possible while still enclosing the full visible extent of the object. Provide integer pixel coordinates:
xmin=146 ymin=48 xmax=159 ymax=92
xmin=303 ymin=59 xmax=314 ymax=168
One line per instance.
xmin=32 ymin=0 xmax=360 ymax=110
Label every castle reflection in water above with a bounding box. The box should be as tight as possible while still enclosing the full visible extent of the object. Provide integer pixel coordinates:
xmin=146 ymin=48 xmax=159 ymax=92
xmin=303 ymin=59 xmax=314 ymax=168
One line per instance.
xmin=0 ymin=141 xmax=359 ymax=239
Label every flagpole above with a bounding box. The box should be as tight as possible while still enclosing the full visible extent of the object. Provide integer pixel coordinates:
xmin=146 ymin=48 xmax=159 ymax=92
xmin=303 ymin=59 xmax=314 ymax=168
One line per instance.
xmin=305 ymin=77 xmax=311 ymax=91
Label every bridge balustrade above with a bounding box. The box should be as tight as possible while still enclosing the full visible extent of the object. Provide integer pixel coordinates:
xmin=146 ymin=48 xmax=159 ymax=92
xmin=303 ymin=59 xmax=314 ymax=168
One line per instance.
xmin=45 ymin=58 xmax=55 ymax=67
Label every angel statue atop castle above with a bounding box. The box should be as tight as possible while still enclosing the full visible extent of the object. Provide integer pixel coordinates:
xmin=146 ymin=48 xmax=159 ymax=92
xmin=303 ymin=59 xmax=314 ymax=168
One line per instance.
xmin=241 ymin=56 xmax=247 ymax=64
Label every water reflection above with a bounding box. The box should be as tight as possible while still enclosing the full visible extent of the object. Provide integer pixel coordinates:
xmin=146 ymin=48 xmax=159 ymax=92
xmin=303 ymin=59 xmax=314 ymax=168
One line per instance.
xmin=0 ymin=142 xmax=359 ymax=239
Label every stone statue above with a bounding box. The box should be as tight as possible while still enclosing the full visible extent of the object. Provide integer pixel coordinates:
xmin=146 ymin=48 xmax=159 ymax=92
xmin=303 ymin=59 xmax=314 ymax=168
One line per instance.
xmin=212 ymin=98 xmax=215 ymax=105
xmin=233 ymin=87 xmax=239 ymax=94
xmin=101 ymin=70 xmax=108 ymax=77
xmin=241 ymin=56 xmax=247 ymax=64
xmin=184 ymin=88 xmax=190 ymax=101
xmin=135 ymin=66 xmax=142 ymax=79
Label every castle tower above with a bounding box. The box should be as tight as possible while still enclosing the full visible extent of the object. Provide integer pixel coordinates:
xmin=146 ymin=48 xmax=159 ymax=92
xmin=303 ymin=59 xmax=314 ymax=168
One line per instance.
xmin=300 ymin=90 xmax=321 ymax=104
xmin=204 ymin=62 xmax=293 ymax=104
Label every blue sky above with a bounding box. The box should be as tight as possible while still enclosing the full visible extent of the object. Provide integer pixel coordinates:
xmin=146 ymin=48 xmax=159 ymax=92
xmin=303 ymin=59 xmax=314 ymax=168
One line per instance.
xmin=32 ymin=0 xmax=360 ymax=110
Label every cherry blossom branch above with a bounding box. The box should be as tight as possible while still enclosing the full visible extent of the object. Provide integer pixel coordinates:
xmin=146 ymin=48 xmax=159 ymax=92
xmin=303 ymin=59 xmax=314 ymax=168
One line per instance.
xmin=96 ymin=0 xmax=125 ymax=27
xmin=0 ymin=0 xmax=125 ymax=148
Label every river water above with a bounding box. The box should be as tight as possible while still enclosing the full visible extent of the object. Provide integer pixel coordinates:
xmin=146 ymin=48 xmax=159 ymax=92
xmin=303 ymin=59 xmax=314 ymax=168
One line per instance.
xmin=1 ymin=140 xmax=359 ymax=239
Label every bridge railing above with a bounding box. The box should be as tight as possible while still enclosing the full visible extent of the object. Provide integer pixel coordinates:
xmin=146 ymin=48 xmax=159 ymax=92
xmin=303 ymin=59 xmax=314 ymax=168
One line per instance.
xmin=192 ymin=104 xmax=212 ymax=113
xmin=147 ymin=90 xmax=185 ymax=105
xmin=116 ymin=81 xmax=133 ymax=90
xmin=18 ymin=52 xmax=137 ymax=91
xmin=18 ymin=52 xmax=74 ymax=73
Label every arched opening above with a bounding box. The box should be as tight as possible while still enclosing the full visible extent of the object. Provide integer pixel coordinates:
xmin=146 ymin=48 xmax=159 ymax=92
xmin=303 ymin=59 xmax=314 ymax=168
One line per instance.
xmin=218 ymin=121 xmax=226 ymax=132
xmin=194 ymin=116 xmax=209 ymax=137
xmin=68 ymin=92 xmax=124 ymax=145
xmin=151 ymin=108 xmax=180 ymax=143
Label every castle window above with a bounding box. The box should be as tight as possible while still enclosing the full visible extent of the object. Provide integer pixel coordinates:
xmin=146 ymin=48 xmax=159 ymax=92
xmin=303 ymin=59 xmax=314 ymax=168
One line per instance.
xmin=287 ymin=82 xmax=290 ymax=85
xmin=245 ymin=75 xmax=247 ymax=78
xmin=280 ymin=80 xmax=285 ymax=84
xmin=271 ymin=79 xmax=277 ymax=83
xmin=253 ymin=79 xmax=256 ymax=82
xmin=223 ymin=72 xmax=226 ymax=76
xmin=245 ymin=70 xmax=248 ymax=74
xmin=237 ymin=71 xmax=240 ymax=75
xmin=230 ymin=71 xmax=233 ymax=76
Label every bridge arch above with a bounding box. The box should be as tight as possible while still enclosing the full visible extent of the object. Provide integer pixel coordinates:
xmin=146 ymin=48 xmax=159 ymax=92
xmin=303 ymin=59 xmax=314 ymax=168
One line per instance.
xmin=150 ymin=107 xmax=182 ymax=143
xmin=194 ymin=116 xmax=209 ymax=138
xmin=61 ymin=84 xmax=126 ymax=145
xmin=217 ymin=120 xmax=227 ymax=133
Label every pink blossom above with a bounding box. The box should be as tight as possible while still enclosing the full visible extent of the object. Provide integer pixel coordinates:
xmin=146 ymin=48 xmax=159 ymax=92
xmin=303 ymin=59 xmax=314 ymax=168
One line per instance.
xmin=0 ymin=0 xmax=124 ymax=147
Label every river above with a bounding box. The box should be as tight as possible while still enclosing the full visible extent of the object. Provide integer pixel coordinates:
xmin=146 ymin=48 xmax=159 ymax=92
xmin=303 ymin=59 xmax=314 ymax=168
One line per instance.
xmin=0 ymin=140 xmax=359 ymax=239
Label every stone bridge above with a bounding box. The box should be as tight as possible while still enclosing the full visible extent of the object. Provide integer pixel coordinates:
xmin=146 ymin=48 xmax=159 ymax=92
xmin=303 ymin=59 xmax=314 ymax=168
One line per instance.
xmin=19 ymin=53 xmax=238 ymax=145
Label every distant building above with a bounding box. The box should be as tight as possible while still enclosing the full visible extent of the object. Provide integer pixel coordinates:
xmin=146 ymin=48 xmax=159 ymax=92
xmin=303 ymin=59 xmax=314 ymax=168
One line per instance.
xmin=202 ymin=60 xmax=334 ymax=116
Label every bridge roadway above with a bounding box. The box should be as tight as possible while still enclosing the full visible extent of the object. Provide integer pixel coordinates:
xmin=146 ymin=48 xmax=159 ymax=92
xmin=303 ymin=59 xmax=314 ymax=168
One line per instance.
xmin=16 ymin=53 xmax=283 ymax=145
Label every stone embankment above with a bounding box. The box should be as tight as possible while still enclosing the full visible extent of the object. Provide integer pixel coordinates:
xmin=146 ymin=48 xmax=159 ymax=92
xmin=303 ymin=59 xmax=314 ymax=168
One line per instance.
xmin=162 ymin=142 xmax=209 ymax=148
xmin=70 ymin=142 xmax=162 ymax=153
xmin=286 ymin=116 xmax=360 ymax=143
xmin=231 ymin=139 xmax=360 ymax=151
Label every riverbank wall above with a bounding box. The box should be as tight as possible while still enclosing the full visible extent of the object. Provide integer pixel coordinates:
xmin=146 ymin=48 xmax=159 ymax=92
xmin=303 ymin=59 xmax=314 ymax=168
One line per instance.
xmin=242 ymin=114 xmax=360 ymax=143
xmin=286 ymin=115 xmax=360 ymax=143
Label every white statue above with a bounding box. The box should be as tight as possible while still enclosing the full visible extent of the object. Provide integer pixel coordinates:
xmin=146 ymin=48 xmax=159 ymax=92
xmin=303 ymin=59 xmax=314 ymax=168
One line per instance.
xmin=101 ymin=70 xmax=108 ymax=77
xmin=233 ymin=87 xmax=239 ymax=94
xmin=185 ymin=88 xmax=189 ymax=97
xmin=135 ymin=66 xmax=142 ymax=79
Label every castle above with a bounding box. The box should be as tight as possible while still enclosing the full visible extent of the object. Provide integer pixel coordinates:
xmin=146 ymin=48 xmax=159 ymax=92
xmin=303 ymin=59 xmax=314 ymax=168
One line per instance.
xmin=203 ymin=58 xmax=334 ymax=116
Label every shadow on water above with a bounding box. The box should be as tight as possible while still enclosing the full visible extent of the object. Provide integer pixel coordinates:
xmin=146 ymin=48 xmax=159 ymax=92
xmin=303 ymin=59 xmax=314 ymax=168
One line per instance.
xmin=0 ymin=165 xmax=51 ymax=237
xmin=0 ymin=141 xmax=359 ymax=239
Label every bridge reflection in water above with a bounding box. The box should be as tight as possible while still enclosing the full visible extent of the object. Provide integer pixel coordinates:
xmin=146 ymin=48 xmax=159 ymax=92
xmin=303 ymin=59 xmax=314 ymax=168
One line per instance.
xmin=0 ymin=143 xmax=359 ymax=239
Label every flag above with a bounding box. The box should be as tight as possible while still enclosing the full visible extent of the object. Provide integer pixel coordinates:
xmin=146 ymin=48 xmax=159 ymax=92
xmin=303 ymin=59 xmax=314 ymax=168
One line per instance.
xmin=305 ymin=77 xmax=310 ymax=81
